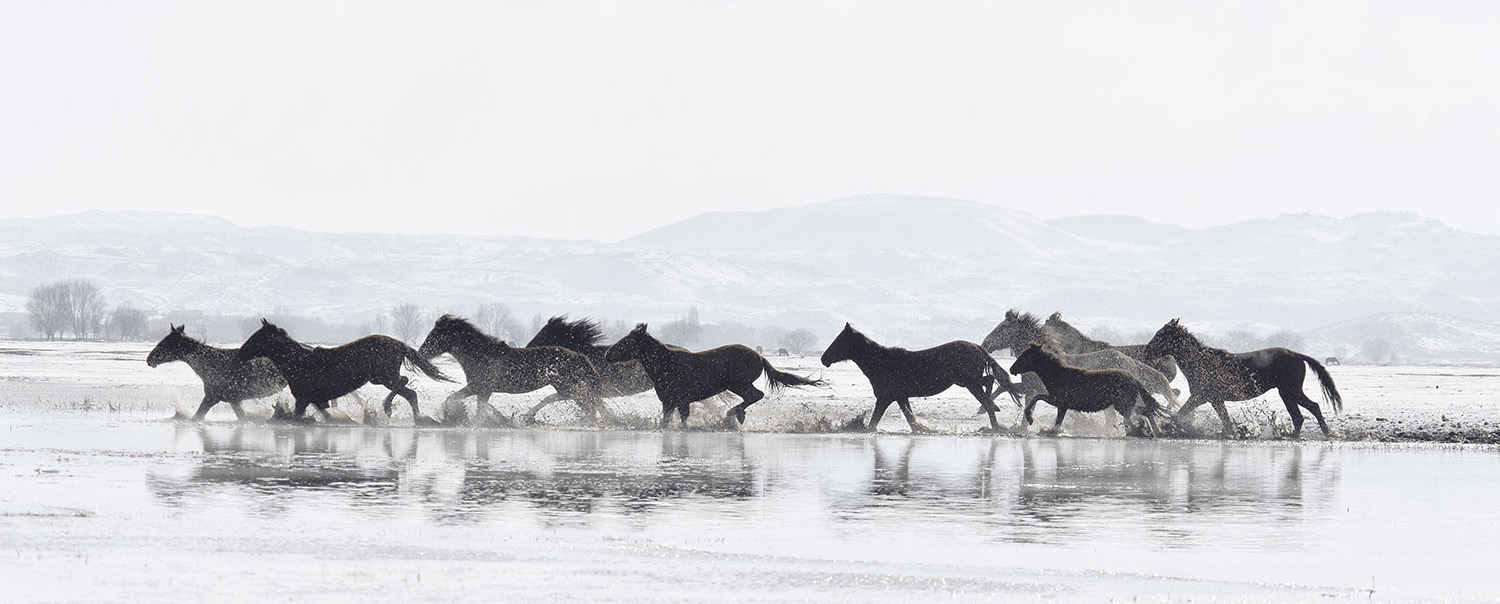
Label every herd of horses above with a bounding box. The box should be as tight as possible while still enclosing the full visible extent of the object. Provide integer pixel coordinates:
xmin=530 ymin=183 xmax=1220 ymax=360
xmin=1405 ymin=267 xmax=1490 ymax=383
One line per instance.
xmin=147 ymin=310 xmax=1344 ymax=439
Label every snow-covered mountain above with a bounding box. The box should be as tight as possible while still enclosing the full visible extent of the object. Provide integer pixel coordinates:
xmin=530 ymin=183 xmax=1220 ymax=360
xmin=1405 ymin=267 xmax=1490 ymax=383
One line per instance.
xmin=3 ymin=196 xmax=1500 ymax=355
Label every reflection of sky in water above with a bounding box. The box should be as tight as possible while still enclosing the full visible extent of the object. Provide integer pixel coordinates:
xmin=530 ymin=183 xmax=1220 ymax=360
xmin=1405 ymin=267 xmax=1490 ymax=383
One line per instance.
xmin=5 ymin=418 xmax=1497 ymax=600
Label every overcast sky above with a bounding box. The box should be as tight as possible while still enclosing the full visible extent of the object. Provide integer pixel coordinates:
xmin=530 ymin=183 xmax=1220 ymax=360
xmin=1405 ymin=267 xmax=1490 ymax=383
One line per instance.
xmin=2 ymin=1 xmax=1497 ymax=241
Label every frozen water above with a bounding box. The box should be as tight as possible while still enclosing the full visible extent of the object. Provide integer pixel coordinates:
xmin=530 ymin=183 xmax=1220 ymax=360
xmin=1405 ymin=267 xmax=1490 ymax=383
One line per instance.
xmin=2 ymin=341 xmax=1499 ymax=601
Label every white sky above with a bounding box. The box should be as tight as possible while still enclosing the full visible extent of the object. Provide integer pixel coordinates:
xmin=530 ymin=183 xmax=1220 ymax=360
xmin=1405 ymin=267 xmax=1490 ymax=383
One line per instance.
xmin=2 ymin=1 xmax=1497 ymax=241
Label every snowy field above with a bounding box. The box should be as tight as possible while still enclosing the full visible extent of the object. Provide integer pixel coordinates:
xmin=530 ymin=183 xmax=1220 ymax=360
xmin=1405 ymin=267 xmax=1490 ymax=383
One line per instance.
xmin=3 ymin=341 xmax=1500 ymax=602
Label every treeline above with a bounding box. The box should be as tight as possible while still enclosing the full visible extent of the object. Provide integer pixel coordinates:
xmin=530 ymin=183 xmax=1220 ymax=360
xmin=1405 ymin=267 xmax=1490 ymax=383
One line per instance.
xmin=25 ymin=279 xmax=148 ymax=340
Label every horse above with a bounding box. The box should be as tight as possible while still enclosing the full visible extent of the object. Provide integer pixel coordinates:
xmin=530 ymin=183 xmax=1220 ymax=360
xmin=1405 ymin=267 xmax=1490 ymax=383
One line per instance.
xmin=1044 ymin=312 xmax=1178 ymax=381
xmin=418 ymin=315 xmax=613 ymax=425
xmin=147 ymin=324 xmax=286 ymax=420
xmin=983 ymin=309 xmax=1179 ymax=410
xmin=604 ymin=323 xmax=825 ymax=428
xmin=821 ymin=323 xmax=1021 ymax=433
xmin=526 ymin=316 xmax=661 ymax=404
xmin=239 ymin=319 xmax=454 ymax=425
xmin=1143 ymin=318 xmax=1343 ymax=438
xmin=1008 ymin=344 xmax=1168 ymax=436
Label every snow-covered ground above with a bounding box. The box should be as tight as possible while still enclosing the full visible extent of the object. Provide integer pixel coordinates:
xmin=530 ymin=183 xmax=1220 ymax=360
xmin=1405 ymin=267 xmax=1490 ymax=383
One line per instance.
xmin=4 ymin=340 xmax=1498 ymax=444
xmin=4 ymin=341 xmax=1500 ymax=601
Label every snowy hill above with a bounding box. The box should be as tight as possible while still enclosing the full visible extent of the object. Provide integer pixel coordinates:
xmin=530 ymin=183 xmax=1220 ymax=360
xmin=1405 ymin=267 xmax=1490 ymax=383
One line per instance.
xmin=4 ymin=198 xmax=1500 ymax=352
xmin=1305 ymin=313 xmax=1500 ymax=365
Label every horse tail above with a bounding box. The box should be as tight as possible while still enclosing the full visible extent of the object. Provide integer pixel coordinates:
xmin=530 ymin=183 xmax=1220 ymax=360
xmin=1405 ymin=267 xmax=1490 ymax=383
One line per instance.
xmin=984 ymin=355 xmax=1021 ymax=407
xmin=760 ymin=357 xmax=825 ymax=394
xmin=1296 ymin=352 xmax=1343 ymax=413
xmin=404 ymin=346 xmax=457 ymax=383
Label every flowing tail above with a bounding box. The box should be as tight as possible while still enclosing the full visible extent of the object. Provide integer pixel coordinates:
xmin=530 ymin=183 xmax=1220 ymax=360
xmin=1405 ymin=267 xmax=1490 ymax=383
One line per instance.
xmin=760 ymin=358 xmax=826 ymax=394
xmin=1136 ymin=383 xmax=1172 ymax=436
xmin=984 ymin=355 xmax=1022 ymax=408
xmin=1295 ymin=353 xmax=1343 ymax=413
xmin=403 ymin=346 xmax=457 ymax=383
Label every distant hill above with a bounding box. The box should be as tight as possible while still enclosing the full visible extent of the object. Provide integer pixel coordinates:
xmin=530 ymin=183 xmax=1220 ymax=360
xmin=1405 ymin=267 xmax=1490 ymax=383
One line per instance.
xmin=4 ymin=197 xmax=1500 ymax=353
xmin=1305 ymin=313 xmax=1500 ymax=365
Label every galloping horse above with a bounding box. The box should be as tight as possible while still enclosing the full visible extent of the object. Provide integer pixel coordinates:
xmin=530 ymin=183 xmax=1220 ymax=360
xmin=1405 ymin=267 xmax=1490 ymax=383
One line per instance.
xmin=1143 ymin=319 xmax=1342 ymax=438
xmin=418 ymin=315 xmax=612 ymax=425
xmin=526 ymin=316 xmax=661 ymax=403
xmin=1008 ymin=344 xmax=1168 ymax=436
xmin=239 ymin=319 xmax=454 ymax=425
xmin=821 ymin=323 xmax=1020 ymax=433
xmin=983 ymin=310 xmax=1179 ymax=409
xmin=604 ymin=324 xmax=825 ymax=428
xmin=1044 ymin=312 xmax=1177 ymax=381
xmin=148 ymin=324 xmax=286 ymax=420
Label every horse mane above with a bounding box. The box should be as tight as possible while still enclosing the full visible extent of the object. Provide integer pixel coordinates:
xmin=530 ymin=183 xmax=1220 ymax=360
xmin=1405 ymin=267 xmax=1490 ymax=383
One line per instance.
xmin=1004 ymin=311 xmax=1064 ymax=351
xmin=531 ymin=315 xmax=605 ymax=349
xmin=844 ymin=325 xmax=904 ymax=354
xmin=436 ymin=314 xmax=510 ymax=349
xmin=1162 ymin=321 xmax=1235 ymax=364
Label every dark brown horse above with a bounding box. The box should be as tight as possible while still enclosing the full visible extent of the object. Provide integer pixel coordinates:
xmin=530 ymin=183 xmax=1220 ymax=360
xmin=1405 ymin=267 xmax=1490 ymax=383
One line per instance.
xmin=239 ymin=319 xmax=453 ymax=425
xmin=1008 ymin=344 xmax=1168 ymax=436
xmin=1143 ymin=319 xmax=1342 ymax=438
xmin=525 ymin=316 xmax=661 ymax=405
xmin=418 ymin=315 xmax=612 ymax=425
xmin=148 ymin=324 xmax=286 ymax=420
xmin=821 ymin=323 xmax=1020 ymax=433
xmin=1044 ymin=312 xmax=1178 ymax=381
xmin=604 ymin=324 xmax=825 ymax=428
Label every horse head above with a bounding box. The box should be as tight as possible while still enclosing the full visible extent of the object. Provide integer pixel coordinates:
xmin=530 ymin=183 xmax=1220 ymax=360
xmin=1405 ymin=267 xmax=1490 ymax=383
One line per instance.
xmin=1143 ymin=318 xmax=1186 ymax=360
xmin=820 ymin=323 xmax=864 ymax=367
xmin=238 ymin=318 xmax=291 ymax=362
xmin=604 ymin=323 xmax=651 ymax=363
xmin=147 ymin=323 xmax=191 ymax=367
xmin=983 ymin=309 xmax=1039 ymax=353
xmin=1008 ymin=343 xmax=1051 ymax=376
xmin=417 ymin=314 xmax=468 ymax=359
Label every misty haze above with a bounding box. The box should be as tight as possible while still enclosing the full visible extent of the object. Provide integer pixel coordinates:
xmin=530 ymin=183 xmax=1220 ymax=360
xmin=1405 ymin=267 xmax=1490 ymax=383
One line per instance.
xmin=4 ymin=2 xmax=1500 ymax=603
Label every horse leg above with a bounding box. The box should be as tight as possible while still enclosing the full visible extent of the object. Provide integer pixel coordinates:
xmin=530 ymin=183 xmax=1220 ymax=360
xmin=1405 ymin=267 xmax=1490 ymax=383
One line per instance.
xmin=1210 ymin=401 xmax=1236 ymax=438
xmin=191 ymin=396 xmax=217 ymax=421
xmin=441 ymin=386 xmax=474 ymax=425
xmin=895 ymin=398 xmax=932 ymax=434
xmin=677 ymin=402 xmax=691 ymax=426
xmin=868 ymin=399 xmax=894 ymax=432
xmin=1282 ymin=386 xmax=1330 ymax=437
xmin=723 ymin=384 xmax=764 ymax=428
xmin=1173 ymin=393 xmax=1207 ymax=426
xmin=228 ymin=402 xmax=248 ymax=421
xmin=660 ymin=400 xmax=675 ymax=430
xmin=967 ymin=385 xmax=1003 ymax=432
xmin=1045 ymin=405 xmax=1067 ymax=436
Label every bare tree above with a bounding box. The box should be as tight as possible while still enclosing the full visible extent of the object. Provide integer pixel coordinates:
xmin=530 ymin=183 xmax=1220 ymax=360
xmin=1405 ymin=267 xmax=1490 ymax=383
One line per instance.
xmin=1263 ymin=329 xmax=1306 ymax=351
xmin=475 ymin=302 xmax=521 ymax=341
xmin=390 ymin=303 xmax=426 ymax=344
xmin=25 ymin=282 xmax=70 ymax=340
xmin=61 ymin=279 xmax=106 ymax=339
xmin=659 ymin=306 xmax=703 ymax=347
xmin=778 ymin=328 xmax=818 ymax=354
xmin=1361 ymin=339 xmax=1395 ymax=365
xmin=109 ymin=307 xmax=149 ymax=341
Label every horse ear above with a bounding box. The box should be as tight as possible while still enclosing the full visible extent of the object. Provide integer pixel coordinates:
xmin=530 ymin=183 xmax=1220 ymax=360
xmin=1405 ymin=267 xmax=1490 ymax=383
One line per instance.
xmin=261 ymin=318 xmax=270 ymax=327
xmin=1169 ymin=318 xmax=1180 ymax=326
xmin=173 ymin=324 xmax=185 ymax=334
xmin=1005 ymin=309 xmax=1016 ymax=319
xmin=1049 ymin=312 xmax=1062 ymax=321
xmin=633 ymin=323 xmax=648 ymax=333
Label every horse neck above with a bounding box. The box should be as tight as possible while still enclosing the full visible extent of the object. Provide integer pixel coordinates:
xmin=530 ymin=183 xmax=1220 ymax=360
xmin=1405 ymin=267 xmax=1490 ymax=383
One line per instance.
xmin=179 ymin=339 xmax=234 ymax=374
xmin=260 ymin=336 xmax=312 ymax=371
xmin=1006 ymin=321 xmax=1054 ymax=350
xmin=1163 ymin=332 xmax=1227 ymax=379
xmin=445 ymin=327 xmax=506 ymax=364
xmin=841 ymin=334 xmax=892 ymax=368
xmin=1049 ymin=320 xmax=1104 ymax=351
xmin=630 ymin=334 xmax=674 ymax=374
xmin=1021 ymin=352 xmax=1067 ymax=379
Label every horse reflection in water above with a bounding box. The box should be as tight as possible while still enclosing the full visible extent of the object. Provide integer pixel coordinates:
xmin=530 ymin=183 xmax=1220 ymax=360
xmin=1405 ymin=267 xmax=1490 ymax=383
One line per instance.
xmin=148 ymin=427 xmax=758 ymax=522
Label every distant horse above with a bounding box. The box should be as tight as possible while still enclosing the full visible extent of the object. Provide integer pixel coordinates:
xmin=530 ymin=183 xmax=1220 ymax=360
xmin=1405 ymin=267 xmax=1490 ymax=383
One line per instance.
xmin=419 ymin=315 xmax=612 ymax=425
xmin=983 ymin=309 xmax=1179 ymax=409
xmin=148 ymin=324 xmax=286 ymax=420
xmin=1143 ymin=319 xmax=1343 ymax=438
xmin=1008 ymin=344 xmax=1168 ymax=436
xmin=1044 ymin=312 xmax=1178 ymax=381
xmin=526 ymin=316 xmax=661 ymax=404
xmin=239 ymin=319 xmax=454 ymax=425
xmin=821 ymin=323 xmax=1020 ymax=433
xmin=604 ymin=324 xmax=825 ymax=428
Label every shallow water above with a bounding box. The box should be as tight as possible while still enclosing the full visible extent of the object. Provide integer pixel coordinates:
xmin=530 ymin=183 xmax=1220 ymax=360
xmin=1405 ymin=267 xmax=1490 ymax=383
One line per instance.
xmin=2 ymin=413 xmax=1497 ymax=602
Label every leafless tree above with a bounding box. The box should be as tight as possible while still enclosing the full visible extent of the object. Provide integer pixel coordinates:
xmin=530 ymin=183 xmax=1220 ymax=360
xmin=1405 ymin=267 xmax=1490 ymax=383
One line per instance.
xmin=390 ymin=303 xmax=426 ymax=344
xmin=778 ymin=328 xmax=818 ymax=354
xmin=659 ymin=307 xmax=702 ymax=347
xmin=25 ymin=282 xmax=70 ymax=340
xmin=109 ymin=307 xmax=149 ymax=341
xmin=475 ymin=302 xmax=522 ymax=341
xmin=61 ymin=279 xmax=106 ymax=339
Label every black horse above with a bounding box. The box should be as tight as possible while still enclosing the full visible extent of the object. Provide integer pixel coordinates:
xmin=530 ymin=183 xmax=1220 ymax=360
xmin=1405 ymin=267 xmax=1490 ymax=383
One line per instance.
xmin=1008 ymin=344 xmax=1168 ymax=436
xmin=526 ymin=316 xmax=661 ymax=404
xmin=821 ymin=323 xmax=1020 ymax=433
xmin=1143 ymin=319 xmax=1342 ymax=438
xmin=239 ymin=319 xmax=453 ymax=425
xmin=418 ymin=315 xmax=613 ymax=425
xmin=983 ymin=309 xmax=1179 ymax=409
xmin=604 ymin=324 xmax=825 ymax=428
xmin=148 ymin=324 xmax=286 ymax=420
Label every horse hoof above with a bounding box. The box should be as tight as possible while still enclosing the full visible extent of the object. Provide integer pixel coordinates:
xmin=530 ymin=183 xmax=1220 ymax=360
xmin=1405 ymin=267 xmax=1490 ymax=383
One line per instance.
xmin=413 ymin=415 xmax=442 ymax=427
